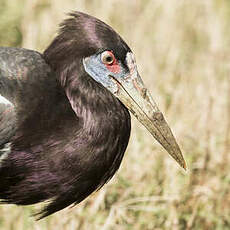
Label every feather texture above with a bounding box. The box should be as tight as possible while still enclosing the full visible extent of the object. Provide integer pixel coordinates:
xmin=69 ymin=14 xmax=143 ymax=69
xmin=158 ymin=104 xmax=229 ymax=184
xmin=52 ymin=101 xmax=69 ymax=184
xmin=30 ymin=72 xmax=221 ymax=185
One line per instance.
xmin=0 ymin=11 xmax=131 ymax=218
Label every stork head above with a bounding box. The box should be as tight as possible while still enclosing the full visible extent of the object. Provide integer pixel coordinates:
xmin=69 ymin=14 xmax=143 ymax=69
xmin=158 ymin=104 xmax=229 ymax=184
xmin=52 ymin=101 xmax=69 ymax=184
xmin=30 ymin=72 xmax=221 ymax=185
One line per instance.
xmin=44 ymin=12 xmax=186 ymax=170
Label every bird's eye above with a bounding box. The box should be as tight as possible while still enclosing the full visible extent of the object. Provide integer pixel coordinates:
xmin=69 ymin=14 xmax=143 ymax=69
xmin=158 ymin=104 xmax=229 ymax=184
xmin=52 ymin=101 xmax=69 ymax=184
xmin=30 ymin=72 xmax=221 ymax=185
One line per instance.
xmin=101 ymin=51 xmax=115 ymax=65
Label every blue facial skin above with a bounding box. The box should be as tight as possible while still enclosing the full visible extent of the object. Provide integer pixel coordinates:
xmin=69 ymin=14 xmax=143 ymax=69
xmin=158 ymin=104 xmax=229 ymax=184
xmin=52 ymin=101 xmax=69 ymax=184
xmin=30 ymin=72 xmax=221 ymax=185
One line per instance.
xmin=83 ymin=52 xmax=129 ymax=94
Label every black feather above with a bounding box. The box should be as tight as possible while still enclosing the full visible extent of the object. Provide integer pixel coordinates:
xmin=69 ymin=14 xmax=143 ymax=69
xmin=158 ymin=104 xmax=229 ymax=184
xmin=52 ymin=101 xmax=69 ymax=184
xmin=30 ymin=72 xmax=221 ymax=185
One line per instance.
xmin=0 ymin=12 xmax=131 ymax=218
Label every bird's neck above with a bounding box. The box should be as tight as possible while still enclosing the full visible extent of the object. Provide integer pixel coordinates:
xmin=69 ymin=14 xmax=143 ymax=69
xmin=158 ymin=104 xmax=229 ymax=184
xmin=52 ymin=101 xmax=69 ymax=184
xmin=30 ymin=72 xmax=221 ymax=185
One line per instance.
xmin=64 ymin=72 xmax=130 ymax=140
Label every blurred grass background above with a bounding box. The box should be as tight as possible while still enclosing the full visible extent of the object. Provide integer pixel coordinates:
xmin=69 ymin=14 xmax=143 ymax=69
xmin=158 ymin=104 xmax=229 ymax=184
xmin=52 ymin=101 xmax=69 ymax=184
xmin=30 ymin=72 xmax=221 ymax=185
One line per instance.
xmin=0 ymin=0 xmax=230 ymax=229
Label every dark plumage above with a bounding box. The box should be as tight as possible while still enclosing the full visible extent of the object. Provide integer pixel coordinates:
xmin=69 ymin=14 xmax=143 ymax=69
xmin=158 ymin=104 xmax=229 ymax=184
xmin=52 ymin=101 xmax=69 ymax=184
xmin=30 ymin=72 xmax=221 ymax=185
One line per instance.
xmin=0 ymin=12 xmax=185 ymax=218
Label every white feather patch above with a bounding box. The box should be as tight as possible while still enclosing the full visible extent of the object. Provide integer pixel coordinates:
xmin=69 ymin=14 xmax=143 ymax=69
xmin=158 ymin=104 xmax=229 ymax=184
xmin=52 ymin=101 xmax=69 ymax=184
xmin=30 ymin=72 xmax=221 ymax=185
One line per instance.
xmin=0 ymin=143 xmax=11 ymax=165
xmin=0 ymin=94 xmax=12 ymax=106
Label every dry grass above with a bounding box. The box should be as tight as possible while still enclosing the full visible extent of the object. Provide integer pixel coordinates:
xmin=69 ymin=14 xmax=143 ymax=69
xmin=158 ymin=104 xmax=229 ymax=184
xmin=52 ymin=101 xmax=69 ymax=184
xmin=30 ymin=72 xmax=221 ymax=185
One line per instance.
xmin=0 ymin=0 xmax=230 ymax=229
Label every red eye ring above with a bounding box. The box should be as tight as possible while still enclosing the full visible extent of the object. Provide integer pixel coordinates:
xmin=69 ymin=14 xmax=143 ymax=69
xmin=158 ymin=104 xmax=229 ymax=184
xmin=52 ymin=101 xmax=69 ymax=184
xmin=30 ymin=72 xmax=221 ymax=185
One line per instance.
xmin=101 ymin=51 xmax=115 ymax=65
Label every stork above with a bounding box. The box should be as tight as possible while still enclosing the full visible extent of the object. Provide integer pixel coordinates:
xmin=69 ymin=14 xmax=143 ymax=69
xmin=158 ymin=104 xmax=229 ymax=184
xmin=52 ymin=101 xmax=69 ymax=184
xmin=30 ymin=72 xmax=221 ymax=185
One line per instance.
xmin=0 ymin=12 xmax=186 ymax=218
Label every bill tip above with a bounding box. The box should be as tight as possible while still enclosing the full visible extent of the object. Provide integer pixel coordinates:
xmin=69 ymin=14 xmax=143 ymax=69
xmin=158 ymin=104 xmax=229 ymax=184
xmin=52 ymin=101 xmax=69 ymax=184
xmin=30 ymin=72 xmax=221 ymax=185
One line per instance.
xmin=181 ymin=160 xmax=187 ymax=171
